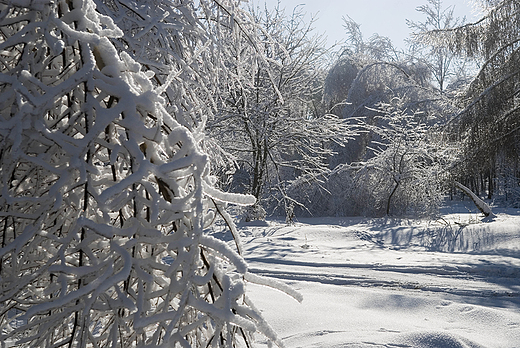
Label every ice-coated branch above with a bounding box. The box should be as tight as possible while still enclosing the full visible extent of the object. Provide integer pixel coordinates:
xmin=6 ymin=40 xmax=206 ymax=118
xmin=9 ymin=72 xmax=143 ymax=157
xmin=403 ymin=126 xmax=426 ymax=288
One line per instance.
xmin=0 ymin=0 xmax=53 ymax=11
xmin=0 ymin=1 xmax=288 ymax=348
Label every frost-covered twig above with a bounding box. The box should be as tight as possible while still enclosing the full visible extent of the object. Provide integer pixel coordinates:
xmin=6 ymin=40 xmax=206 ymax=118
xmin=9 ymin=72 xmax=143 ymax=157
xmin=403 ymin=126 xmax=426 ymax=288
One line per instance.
xmin=0 ymin=1 xmax=291 ymax=347
xmin=0 ymin=0 xmax=53 ymax=11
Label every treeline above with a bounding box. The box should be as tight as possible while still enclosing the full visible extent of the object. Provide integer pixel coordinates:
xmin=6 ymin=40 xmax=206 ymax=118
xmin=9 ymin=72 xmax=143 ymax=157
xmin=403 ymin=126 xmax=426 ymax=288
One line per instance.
xmin=209 ymin=0 xmax=520 ymax=218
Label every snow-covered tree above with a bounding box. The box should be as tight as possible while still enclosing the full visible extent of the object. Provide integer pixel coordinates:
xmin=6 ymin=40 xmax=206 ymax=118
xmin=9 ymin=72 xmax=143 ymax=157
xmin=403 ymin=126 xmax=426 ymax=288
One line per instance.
xmin=323 ymin=38 xmax=456 ymax=168
xmin=0 ymin=1 xmax=298 ymax=347
xmin=427 ymin=0 xmax=520 ymax=202
xmin=207 ymin=3 xmax=355 ymax=218
xmin=322 ymin=51 xmax=361 ymax=116
xmin=91 ymin=0 xmax=262 ymax=183
xmin=407 ymin=0 xmax=470 ymax=93
xmin=341 ymin=15 xmax=402 ymax=63
xmin=360 ymin=97 xmax=449 ymax=216
xmin=93 ymin=0 xmax=256 ymax=130
xmin=288 ymin=96 xmax=452 ymax=217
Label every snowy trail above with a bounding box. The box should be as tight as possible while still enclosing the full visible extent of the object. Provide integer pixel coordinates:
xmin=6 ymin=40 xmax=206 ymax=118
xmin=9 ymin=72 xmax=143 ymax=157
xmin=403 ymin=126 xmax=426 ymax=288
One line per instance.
xmin=230 ymin=210 xmax=520 ymax=347
xmin=247 ymin=259 xmax=520 ymax=300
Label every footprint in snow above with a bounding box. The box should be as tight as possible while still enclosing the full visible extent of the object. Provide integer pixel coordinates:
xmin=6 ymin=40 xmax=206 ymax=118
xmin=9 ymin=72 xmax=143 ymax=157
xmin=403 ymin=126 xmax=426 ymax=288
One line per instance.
xmin=458 ymin=305 xmax=475 ymax=313
xmin=435 ymin=300 xmax=453 ymax=309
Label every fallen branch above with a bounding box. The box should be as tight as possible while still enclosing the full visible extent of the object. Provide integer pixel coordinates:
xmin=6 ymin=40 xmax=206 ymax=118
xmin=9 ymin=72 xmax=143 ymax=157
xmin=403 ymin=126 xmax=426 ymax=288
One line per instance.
xmin=454 ymin=181 xmax=495 ymax=218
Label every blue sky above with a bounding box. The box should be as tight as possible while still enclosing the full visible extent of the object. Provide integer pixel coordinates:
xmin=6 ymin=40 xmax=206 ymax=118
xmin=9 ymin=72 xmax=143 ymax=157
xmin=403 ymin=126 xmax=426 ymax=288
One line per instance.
xmin=253 ymin=0 xmax=481 ymax=49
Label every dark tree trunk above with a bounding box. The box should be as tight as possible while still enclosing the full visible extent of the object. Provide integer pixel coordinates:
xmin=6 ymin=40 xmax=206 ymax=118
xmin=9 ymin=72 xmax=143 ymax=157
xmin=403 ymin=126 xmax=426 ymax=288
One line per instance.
xmin=386 ymin=181 xmax=400 ymax=216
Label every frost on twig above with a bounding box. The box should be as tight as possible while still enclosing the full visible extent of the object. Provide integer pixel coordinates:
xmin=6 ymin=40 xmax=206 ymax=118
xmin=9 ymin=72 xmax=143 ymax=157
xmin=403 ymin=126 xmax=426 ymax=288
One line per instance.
xmin=0 ymin=1 xmax=289 ymax=347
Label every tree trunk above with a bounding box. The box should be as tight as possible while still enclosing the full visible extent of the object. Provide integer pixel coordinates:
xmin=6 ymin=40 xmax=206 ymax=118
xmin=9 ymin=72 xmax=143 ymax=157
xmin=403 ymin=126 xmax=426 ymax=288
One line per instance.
xmin=488 ymin=170 xmax=493 ymax=200
xmin=454 ymin=181 xmax=494 ymax=217
xmin=386 ymin=181 xmax=400 ymax=216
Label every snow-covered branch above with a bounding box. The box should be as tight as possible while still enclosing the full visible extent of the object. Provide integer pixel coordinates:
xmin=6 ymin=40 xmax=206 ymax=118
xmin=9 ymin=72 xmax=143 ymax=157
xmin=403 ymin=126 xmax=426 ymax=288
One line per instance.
xmin=0 ymin=1 xmax=288 ymax=347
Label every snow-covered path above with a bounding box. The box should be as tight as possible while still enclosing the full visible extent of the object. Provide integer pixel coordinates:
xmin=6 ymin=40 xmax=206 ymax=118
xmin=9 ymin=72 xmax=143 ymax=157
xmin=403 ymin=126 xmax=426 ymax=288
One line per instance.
xmin=233 ymin=209 xmax=520 ymax=347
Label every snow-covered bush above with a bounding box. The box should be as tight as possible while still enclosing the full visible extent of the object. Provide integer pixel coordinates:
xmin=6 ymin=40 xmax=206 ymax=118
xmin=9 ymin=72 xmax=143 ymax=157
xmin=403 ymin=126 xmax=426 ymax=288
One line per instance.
xmin=242 ymin=204 xmax=267 ymax=223
xmin=288 ymin=96 xmax=451 ymax=217
xmin=0 ymin=1 xmax=296 ymax=347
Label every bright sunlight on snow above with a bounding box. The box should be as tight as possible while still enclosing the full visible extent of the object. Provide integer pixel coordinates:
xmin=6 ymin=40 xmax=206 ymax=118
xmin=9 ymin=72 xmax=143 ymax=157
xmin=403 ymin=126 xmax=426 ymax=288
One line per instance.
xmin=210 ymin=200 xmax=520 ymax=348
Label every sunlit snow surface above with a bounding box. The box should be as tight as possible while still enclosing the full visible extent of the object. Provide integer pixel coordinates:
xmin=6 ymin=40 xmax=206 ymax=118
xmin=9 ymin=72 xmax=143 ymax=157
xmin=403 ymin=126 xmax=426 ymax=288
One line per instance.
xmin=228 ymin=201 xmax=520 ymax=348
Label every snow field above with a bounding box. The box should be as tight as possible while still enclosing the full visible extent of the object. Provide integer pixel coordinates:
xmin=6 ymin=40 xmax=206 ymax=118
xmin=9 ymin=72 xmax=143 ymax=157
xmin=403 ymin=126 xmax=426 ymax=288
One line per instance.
xmin=226 ymin=205 xmax=520 ymax=347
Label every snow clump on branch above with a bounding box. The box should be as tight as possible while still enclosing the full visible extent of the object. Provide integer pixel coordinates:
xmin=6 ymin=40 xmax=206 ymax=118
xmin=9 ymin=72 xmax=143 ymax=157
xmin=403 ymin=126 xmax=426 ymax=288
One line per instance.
xmin=0 ymin=0 xmax=295 ymax=347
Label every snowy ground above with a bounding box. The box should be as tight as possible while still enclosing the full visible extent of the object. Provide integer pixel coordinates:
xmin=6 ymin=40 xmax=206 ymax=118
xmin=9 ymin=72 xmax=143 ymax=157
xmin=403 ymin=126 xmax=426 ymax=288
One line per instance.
xmin=225 ymin=201 xmax=520 ymax=347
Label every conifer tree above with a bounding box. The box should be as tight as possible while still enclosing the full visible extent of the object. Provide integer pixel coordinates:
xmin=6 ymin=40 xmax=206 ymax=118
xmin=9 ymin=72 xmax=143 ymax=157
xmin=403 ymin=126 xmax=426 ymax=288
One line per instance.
xmin=427 ymin=0 xmax=520 ymax=200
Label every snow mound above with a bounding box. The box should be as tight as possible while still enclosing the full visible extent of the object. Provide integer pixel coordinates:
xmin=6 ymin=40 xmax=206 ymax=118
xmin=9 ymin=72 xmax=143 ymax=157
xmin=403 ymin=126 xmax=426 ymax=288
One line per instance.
xmin=394 ymin=331 xmax=486 ymax=348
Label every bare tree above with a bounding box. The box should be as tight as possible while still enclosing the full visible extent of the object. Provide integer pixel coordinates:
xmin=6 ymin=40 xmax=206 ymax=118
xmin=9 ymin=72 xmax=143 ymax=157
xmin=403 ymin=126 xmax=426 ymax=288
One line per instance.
xmin=208 ymin=3 xmax=355 ymax=218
